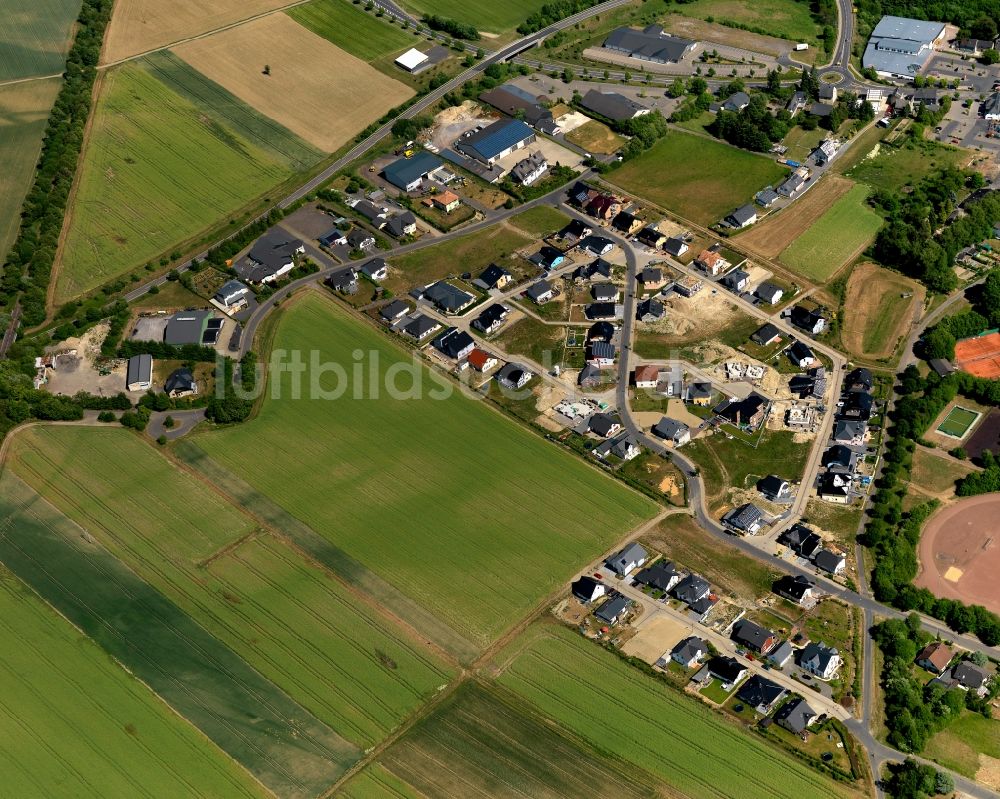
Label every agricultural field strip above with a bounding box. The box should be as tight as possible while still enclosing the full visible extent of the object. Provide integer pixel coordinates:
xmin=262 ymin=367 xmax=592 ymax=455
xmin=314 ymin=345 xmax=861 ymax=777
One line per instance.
xmin=0 ymin=470 xmax=354 ymax=799
xmin=286 ymin=0 xmax=415 ymax=62
xmin=497 ymin=630 xmax=852 ymax=799
xmin=0 ymin=0 xmax=82 ymax=81
xmin=338 ymin=765 xmax=424 ymax=799
xmin=8 ymin=427 xmax=452 ymax=748
xmin=0 ymin=576 xmax=268 ymax=798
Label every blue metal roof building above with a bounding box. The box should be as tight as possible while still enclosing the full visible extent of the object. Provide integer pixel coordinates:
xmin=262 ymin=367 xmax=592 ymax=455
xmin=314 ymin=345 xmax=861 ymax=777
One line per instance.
xmin=456 ymin=119 xmax=536 ymax=165
xmin=382 ymin=150 xmax=443 ymax=191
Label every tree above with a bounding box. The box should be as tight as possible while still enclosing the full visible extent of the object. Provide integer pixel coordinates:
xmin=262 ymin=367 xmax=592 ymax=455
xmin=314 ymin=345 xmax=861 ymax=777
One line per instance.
xmin=982 ymin=48 xmax=1000 ymax=65
xmin=262 ymin=64 xmax=271 ymax=75
xmin=667 ymin=77 xmax=686 ymax=98
xmin=766 ymin=68 xmax=781 ymax=95
xmin=972 ymin=15 xmax=998 ymax=40
xmin=164 ymin=415 xmax=175 ymax=429
xmin=934 ymin=770 xmax=955 ymax=795
xmin=561 ymin=67 xmax=574 ymax=83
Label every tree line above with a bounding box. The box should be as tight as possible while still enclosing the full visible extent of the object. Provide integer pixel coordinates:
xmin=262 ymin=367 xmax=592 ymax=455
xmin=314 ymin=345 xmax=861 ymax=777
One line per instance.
xmin=517 ymin=0 xmax=601 ymax=34
xmin=920 ymin=269 xmax=1000 ymax=361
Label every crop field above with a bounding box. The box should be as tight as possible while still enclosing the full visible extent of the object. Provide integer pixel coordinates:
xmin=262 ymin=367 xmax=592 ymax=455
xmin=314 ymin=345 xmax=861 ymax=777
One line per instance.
xmin=0 ymin=567 xmax=268 ymax=798
xmin=102 ymin=0 xmax=294 ymax=64
xmin=0 ymin=78 xmax=62 ymax=262
xmin=780 ymin=183 xmax=883 ymax=281
xmin=0 ymin=469 xmax=354 ymax=799
xmin=381 ymin=683 xmax=667 ymax=798
xmin=612 ymin=132 xmax=787 ymax=225
xmin=339 ymin=765 xmax=424 ymax=799
xmin=172 ymin=14 xmax=413 ymax=153
xmin=496 ymin=628 xmax=859 ymax=799
xmin=841 ymin=262 xmax=923 ymax=359
xmin=1 ymin=0 xmax=80 ymax=80
xmin=192 ymin=294 xmax=656 ymax=649
xmin=397 ymin=0 xmax=549 ymax=35
xmin=287 ymin=0 xmax=416 ymax=62
xmin=668 ymin=0 xmax=820 ymax=42
xmin=6 ymin=425 xmax=453 ymax=750
xmin=57 ymin=61 xmax=296 ymax=304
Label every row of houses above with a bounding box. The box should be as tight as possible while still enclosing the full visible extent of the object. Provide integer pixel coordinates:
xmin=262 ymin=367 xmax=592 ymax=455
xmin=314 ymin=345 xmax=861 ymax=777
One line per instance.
xmin=817 ymin=367 xmax=876 ymax=504
xmin=775 ymin=525 xmax=848 ymax=576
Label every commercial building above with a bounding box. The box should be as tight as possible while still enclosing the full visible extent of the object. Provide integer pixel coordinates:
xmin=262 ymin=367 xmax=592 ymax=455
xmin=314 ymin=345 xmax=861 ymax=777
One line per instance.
xmin=863 ymin=15 xmax=947 ymax=79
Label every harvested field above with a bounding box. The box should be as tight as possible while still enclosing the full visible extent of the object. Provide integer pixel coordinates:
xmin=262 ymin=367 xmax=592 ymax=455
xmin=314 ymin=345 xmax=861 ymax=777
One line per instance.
xmin=172 ymin=14 xmax=413 ymax=153
xmin=780 ymin=183 xmax=883 ymax=282
xmin=840 ymin=262 xmax=923 ymax=359
xmin=0 ymin=0 xmax=80 ymax=80
xmin=380 ymin=683 xmax=667 ymax=799
xmin=0 ymin=77 xmax=61 ymax=261
xmin=190 ymin=294 xmax=656 ymax=650
xmin=955 ymin=331 xmax=1000 ymax=379
xmin=102 ymin=0 xmax=296 ymax=64
xmin=287 ymin=0 xmax=415 ymax=62
xmin=965 ymin=410 xmax=1000 ymax=460
xmin=565 ymin=119 xmax=625 ymax=155
xmin=734 ymin=175 xmax=853 ymax=261
xmin=496 ymin=627 xmax=862 ymax=799
xmin=916 ymin=494 xmax=1000 ymax=616
xmin=661 ymin=14 xmax=813 ymax=61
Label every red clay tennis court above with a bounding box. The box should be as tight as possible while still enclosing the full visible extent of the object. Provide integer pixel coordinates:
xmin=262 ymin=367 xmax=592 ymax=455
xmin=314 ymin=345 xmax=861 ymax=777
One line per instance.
xmin=955 ymin=332 xmax=1000 ymax=378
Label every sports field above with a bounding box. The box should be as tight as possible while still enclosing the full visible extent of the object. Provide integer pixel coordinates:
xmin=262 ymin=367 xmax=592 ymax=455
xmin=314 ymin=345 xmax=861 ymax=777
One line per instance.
xmin=496 ymin=628 xmax=860 ymax=799
xmin=192 ymin=293 xmax=656 ymax=649
xmin=57 ymin=61 xmax=299 ymax=303
xmin=937 ymin=406 xmax=980 ymax=439
xmin=669 ymin=0 xmax=819 ymax=42
xmin=288 ymin=0 xmax=416 ymax=62
xmin=7 ymin=425 xmax=453 ymax=750
xmin=398 ymin=0 xmax=548 ymax=34
xmin=0 ymin=78 xmax=62 ymax=262
xmin=0 ymin=0 xmax=81 ymax=80
xmin=612 ymin=132 xmax=787 ymax=225
xmin=0 ymin=567 xmax=268 ymax=798
xmin=172 ymin=14 xmax=413 ymax=153
xmin=841 ymin=262 xmax=923 ymax=359
xmin=780 ymin=183 xmax=883 ymax=281
xmin=955 ymin=331 xmax=1000 ymax=379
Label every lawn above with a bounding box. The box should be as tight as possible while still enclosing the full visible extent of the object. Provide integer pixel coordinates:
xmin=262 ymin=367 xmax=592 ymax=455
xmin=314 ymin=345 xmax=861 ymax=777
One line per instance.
xmin=6 ymin=425 xmax=454 ymax=751
xmin=0 ymin=0 xmax=81 ymax=80
xmin=564 ymin=119 xmax=625 ymax=155
xmin=191 ymin=293 xmax=656 ymax=651
xmin=387 ymin=222 xmax=531 ymax=293
xmin=397 ymin=0 xmax=548 ymax=35
xmin=847 ymin=138 xmax=968 ymax=193
xmin=57 ymin=59 xmax=307 ymax=303
xmin=910 ymin=447 xmax=975 ymax=497
xmin=782 ymin=125 xmax=828 ymax=164
xmin=511 ymin=204 xmax=570 ymax=237
xmin=0 ymin=77 xmax=61 ymax=263
xmin=0 ymin=566 xmax=268 ymax=799
xmin=379 ymin=683 xmax=666 ymax=798
xmin=496 ymin=627 xmax=862 ymax=799
xmin=923 ymin=711 xmax=1000 ymax=780
xmin=780 ymin=183 xmax=883 ymax=281
xmin=937 ymin=406 xmax=979 ymax=438
xmin=494 ymin=315 xmax=566 ymax=367
xmin=287 ymin=0 xmax=415 ymax=62
xmin=612 ymin=130 xmax=787 ymax=225
xmin=0 ymin=468 xmax=354 ymax=799
xmin=669 ymin=0 xmax=820 ymax=43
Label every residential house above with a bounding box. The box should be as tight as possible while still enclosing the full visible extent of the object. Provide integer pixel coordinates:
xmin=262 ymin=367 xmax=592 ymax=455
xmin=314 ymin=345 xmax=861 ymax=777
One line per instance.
xmin=636 ymin=297 xmax=665 ymax=322
xmin=347 ymin=228 xmax=375 ymax=251
xmin=819 ymin=83 xmax=838 ymax=102
xmin=472 ymin=303 xmax=509 ymax=334
xmin=611 ymin=210 xmax=643 ymax=236
xmin=636 ymin=226 xmax=666 ymax=248
xmin=777 ymin=172 xmax=806 ymax=198
xmin=497 ymin=362 xmax=532 ymax=390
xmin=751 ymin=322 xmax=781 ymax=346
xmin=213 ymin=280 xmax=250 ymax=311
xmin=789 ymin=340 xmax=816 ymax=368
xmin=585 ymin=302 xmax=617 ymax=321
xmin=532 ymin=246 xmax=565 ymax=270
xmin=687 ymin=382 xmax=713 ymax=406
xmin=949 ymin=661 xmax=991 ymax=693
xmin=595 ymin=594 xmax=631 ymax=625
xmin=467 ymin=348 xmax=498 ymax=373
xmin=580 ymin=235 xmax=615 ymax=257
xmin=652 ymin=417 xmax=691 ymax=445
xmin=585 ymin=193 xmax=622 ymax=221
xmin=403 ymin=314 xmax=441 ymax=341
xmin=610 ymin=434 xmax=640 ymax=461
xmin=833 ymin=420 xmax=867 ymax=445
xmin=379 ymin=299 xmax=410 ymax=322
xmin=721 ymin=268 xmax=750 ymax=292
xmin=695 ymin=249 xmax=730 ymax=276
xmin=757 ymin=475 xmax=790 ymax=502
xmin=580 ymin=89 xmax=651 ymax=121
xmin=673 ymin=573 xmax=710 ymax=605
xmin=572 ymin=575 xmax=606 ymax=603
xmin=775 ymin=697 xmax=818 ymax=734
xmin=811 ymin=102 xmax=835 ymax=118
xmin=352 ymin=199 xmax=388 ymax=227
xmin=798 ymin=642 xmax=841 ymax=679
xmin=716 ymin=91 xmax=751 ymax=112
xmin=523 ymin=280 xmax=554 ymax=306
xmin=732 ymin=619 xmax=778 ymax=654
xmin=605 ymin=542 xmax=648 ymax=577
xmin=572 ymin=257 xmax=613 ymax=282
xmin=725 ymin=204 xmax=758 ymax=228
xmin=587 ymin=341 xmax=616 ymax=367
xmin=638 ymin=267 xmax=665 ymax=290
xmin=768 ymin=641 xmax=794 ymax=668
xmin=385 ymin=211 xmax=417 ymax=238
xmin=430 ymin=190 xmax=461 ymax=213
xmin=754 ymin=282 xmax=784 ymax=306
xmin=587 ymin=321 xmax=615 ymax=343
xmin=602 ymin=25 xmax=697 ymax=64
xmin=822 ymin=444 xmax=858 ymax=472
xmin=675 ymin=275 xmax=703 ymax=297
xmin=318 ymin=227 xmax=349 ymax=247
xmin=633 ymin=364 xmax=659 ymax=388
xmin=634 ymin=560 xmax=681 ymax=593
xmin=588 ymin=412 xmax=622 ymax=439
xmin=787 ymin=90 xmax=808 ymax=114
xmin=164 ymin=367 xmax=197 ymax=398
xmin=953 ymin=37 xmax=996 ymax=55
xmin=916 ymin=641 xmax=953 ymax=674
xmin=755 ymin=187 xmax=781 ymax=208
xmin=985 ymin=92 xmax=1000 ymax=121
xmin=578 ymin=364 xmax=602 ymax=388
xmin=477 ymin=263 xmax=513 ymax=291
xmin=568 ymin=181 xmax=599 ymax=208
xmin=561 ymin=219 xmax=593 ymax=241
xmin=814 ymin=547 xmax=847 ymax=574
xmin=663 ymin=235 xmax=688 ymax=256
xmin=844 ymin=367 xmax=873 ymax=393
xmin=126 ymin=354 xmax=153 ymax=391
xmin=706 ymin=656 xmax=748 ymax=687
xmin=774 ymin=574 xmax=818 ymax=606
xmin=667 ymin=636 xmax=707 ymax=669
xmin=360 ymin=258 xmax=389 ymax=282
xmin=433 ymin=328 xmax=475 ymax=360
xmin=688 ymin=594 xmax=719 ymax=622
xmin=777 ymin=523 xmax=822 ymax=559
xmin=326 ymin=267 xmax=358 ymax=294
xmin=456 ymin=118 xmax=536 ymax=165
xmin=840 ymin=391 xmax=874 ymax=421
xmin=722 ymin=502 xmax=765 ymax=536
xmin=789 ymin=305 xmax=827 ymax=334
xmin=382 ymin=150 xmax=444 ymax=191
xmin=715 ymin=393 xmax=768 ymax=428
xmin=817 ymin=472 xmax=851 ymax=504
xmin=510 ymin=151 xmax=548 ymax=185
xmin=235 ymin=231 xmax=304 ymax=284
xmin=811 ymin=139 xmax=840 ymax=166
xmin=424 ymin=281 xmax=474 ymax=313
xmin=737 ymin=675 xmax=787 ymax=714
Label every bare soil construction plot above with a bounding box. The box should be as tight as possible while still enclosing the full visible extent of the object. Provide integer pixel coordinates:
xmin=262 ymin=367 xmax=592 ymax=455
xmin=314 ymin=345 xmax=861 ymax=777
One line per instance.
xmin=841 ymin=263 xmax=923 ymax=360
xmin=622 ymin=614 xmax=691 ymax=662
xmin=102 ymin=0 xmax=295 ymax=63
xmin=734 ymin=175 xmax=853 ymax=261
xmin=916 ymin=495 xmax=1000 ymax=615
xmin=172 ymin=14 xmax=413 ymax=152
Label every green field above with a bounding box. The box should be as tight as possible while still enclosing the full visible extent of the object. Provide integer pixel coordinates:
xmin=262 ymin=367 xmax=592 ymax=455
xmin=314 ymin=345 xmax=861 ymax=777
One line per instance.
xmin=0 ymin=78 xmax=62 ymax=262
xmin=288 ymin=0 xmax=416 ymax=61
xmin=923 ymin=711 xmax=1000 ymax=780
xmin=670 ymin=0 xmax=819 ymax=42
xmin=847 ymin=138 xmax=967 ymax=192
xmin=780 ymin=184 xmax=883 ymax=281
xmin=398 ymin=0 xmax=548 ymax=35
xmin=339 ymin=765 xmax=424 ymax=799
xmin=191 ymin=294 xmax=655 ymax=650
xmin=612 ymin=131 xmax=787 ymax=225
xmin=0 ymin=467 xmax=354 ymax=798
xmin=0 ymin=0 xmax=81 ymax=80
xmin=0 ymin=568 xmax=268 ymax=798
xmin=7 ymin=425 xmax=453 ymax=750
xmin=379 ymin=683 xmax=666 ymax=798
xmin=937 ymin=406 xmax=980 ymax=438
xmin=57 ymin=58 xmax=313 ymax=303
xmin=496 ymin=628 xmax=859 ymax=799
xmin=511 ymin=204 xmax=570 ymax=237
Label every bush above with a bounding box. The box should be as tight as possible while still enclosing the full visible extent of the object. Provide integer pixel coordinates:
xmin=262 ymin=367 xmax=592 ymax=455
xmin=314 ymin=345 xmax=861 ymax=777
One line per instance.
xmin=97 ymin=410 xmax=116 ymax=423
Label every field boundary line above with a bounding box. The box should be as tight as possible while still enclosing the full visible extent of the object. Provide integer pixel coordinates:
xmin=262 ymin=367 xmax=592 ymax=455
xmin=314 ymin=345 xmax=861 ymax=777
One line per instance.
xmin=196 ymin=527 xmax=264 ymax=569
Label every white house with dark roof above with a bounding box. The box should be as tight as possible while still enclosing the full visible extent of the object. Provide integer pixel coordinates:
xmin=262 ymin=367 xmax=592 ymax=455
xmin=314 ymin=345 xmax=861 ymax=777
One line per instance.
xmin=722 ymin=503 xmax=765 ymax=535
xmin=664 ymin=636 xmax=707 ymax=669
xmin=798 ymin=641 xmax=841 ymax=679
xmin=605 ymin=542 xmax=648 ymax=576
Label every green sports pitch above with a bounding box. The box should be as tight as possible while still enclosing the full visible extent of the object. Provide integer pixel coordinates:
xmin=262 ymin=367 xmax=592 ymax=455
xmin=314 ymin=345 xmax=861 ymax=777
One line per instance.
xmin=937 ymin=406 xmax=980 ymax=439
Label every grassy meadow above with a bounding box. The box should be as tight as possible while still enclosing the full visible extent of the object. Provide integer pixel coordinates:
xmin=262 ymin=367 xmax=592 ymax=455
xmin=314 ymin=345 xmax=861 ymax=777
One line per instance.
xmin=511 ymin=204 xmax=570 ymax=237
xmin=612 ymin=131 xmax=787 ymax=225
xmin=397 ymin=0 xmax=548 ymax=34
xmin=923 ymin=711 xmax=1000 ymax=780
xmin=0 ymin=568 xmax=268 ymax=798
xmin=7 ymin=425 xmax=453 ymax=750
xmin=496 ymin=628 xmax=861 ymax=799
xmin=288 ymin=0 xmax=416 ymax=61
xmin=780 ymin=183 xmax=883 ymax=281
xmin=0 ymin=0 xmax=81 ymax=80
xmin=669 ymin=0 xmax=820 ymax=42
xmin=193 ymin=293 xmax=656 ymax=649
xmin=57 ymin=59 xmax=306 ymax=303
